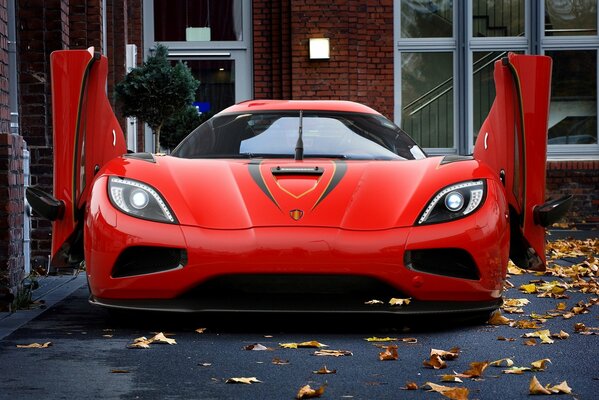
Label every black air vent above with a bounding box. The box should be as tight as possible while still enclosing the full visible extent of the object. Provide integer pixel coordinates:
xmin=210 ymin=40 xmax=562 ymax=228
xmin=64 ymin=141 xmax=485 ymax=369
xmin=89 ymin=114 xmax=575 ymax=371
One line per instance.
xmin=404 ymin=249 xmax=479 ymax=280
xmin=112 ymin=247 xmax=187 ymax=278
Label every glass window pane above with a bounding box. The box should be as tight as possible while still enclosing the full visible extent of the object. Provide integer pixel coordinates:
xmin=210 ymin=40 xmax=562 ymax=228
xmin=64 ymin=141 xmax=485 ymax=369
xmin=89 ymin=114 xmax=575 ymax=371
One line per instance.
xmin=173 ymin=60 xmax=236 ymax=117
xmin=154 ymin=0 xmax=242 ymax=42
xmin=401 ymin=52 xmax=454 ymax=148
xmin=546 ymin=50 xmax=597 ymax=145
xmin=472 ymin=0 xmax=525 ymax=37
xmin=401 ymin=0 xmax=453 ymax=38
xmin=472 ymin=51 xmax=524 ymax=141
xmin=545 ymin=0 xmax=598 ymax=36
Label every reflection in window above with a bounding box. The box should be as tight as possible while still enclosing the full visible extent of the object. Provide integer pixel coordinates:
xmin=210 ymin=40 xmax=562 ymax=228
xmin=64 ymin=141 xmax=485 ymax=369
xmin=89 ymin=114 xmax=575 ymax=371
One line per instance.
xmin=545 ymin=0 xmax=597 ymax=36
xmin=546 ymin=50 xmax=597 ymax=145
xmin=401 ymin=52 xmax=454 ymax=148
xmin=473 ymin=0 xmax=525 ymax=37
xmin=172 ymin=60 xmax=235 ymax=118
xmin=472 ymin=51 xmax=524 ymax=141
xmin=154 ymin=0 xmax=242 ymax=42
xmin=401 ymin=0 xmax=453 ymax=38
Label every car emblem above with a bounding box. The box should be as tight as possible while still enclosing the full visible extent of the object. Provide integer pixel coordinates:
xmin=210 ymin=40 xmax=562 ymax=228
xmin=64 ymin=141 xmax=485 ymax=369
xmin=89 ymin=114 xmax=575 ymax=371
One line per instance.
xmin=290 ymin=209 xmax=304 ymax=221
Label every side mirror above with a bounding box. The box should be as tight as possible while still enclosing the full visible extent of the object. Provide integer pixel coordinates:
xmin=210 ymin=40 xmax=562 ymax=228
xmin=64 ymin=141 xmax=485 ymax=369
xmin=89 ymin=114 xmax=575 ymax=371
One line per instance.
xmin=25 ymin=186 xmax=65 ymax=221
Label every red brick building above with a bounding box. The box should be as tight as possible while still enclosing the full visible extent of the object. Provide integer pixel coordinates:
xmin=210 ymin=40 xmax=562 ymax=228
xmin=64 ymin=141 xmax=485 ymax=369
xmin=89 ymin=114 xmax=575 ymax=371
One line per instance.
xmin=0 ymin=0 xmax=597 ymax=306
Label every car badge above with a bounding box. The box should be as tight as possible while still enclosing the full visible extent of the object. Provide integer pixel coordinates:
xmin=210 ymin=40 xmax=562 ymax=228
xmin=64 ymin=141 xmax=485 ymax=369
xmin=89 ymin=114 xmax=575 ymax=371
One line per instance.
xmin=290 ymin=209 xmax=304 ymax=221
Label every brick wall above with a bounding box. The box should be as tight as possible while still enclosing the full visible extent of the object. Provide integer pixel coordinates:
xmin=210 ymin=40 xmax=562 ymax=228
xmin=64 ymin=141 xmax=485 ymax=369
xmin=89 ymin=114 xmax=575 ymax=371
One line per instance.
xmin=0 ymin=134 xmax=25 ymax=307
xmin=253 ymin=0 xmax=394 ymax=120
xmin=547 ymin=161 xmax=599 ymax=227
xmin=69 ymin=0 xmax=103 ymax=51
xmin=17 ymin=0 xmax=71 ymax=268
xmin=0 ymin=0 xmax=24 ymax=305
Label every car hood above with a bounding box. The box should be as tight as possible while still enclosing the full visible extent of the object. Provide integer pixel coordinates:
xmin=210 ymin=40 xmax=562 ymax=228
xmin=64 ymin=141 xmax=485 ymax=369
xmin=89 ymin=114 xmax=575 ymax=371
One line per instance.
xmin=105 ymin=155 xmax=485 ymax=230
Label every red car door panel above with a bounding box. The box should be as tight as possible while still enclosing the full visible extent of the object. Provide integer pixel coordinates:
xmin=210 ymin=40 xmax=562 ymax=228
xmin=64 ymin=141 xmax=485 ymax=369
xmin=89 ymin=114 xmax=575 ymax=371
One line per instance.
xmin=50 ymin=48 xmax=127 ymax=266
xmin=474 ymin=53 xmax=552 ymax=270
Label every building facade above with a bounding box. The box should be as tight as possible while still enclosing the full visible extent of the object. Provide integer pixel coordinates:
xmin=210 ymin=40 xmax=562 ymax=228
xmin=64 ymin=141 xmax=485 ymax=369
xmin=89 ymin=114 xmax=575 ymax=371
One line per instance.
xmin=1 ymin=0 xmax=597 ymax=306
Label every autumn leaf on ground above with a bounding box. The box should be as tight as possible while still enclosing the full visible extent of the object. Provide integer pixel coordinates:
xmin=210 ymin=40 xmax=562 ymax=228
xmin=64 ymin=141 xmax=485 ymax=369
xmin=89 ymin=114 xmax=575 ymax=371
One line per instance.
xmin=547 ymin=381 xmax=573 ymax=394
xmin=244 ymin=343 xmax=272 ymax=351
xmin=280 ymin=341 xmax=328 ymax=349
xmin=502 ymin=298 xmax=530 ymax=313
xmin=497 ymin=336 xmax=517 ymax=342
xmin=424 ymin=382 xmax=469 ymax=400
xmin=551 ymin=330 xmax=569 ymax=340
xmin=195 ymin=328 xmax=207 ymax=334
xmin=365 ymin=336 xmax=397 ymax=342
xmin=314 ymin=349 xmax=353 ymax=357
xmin=522 ymin=330 xmax=554 ymax=344
xmin=523 ymin=339 xmax=537 ymax=346
xmin=16 ymin=342 xmax=52 ymax=349
xmin=531 ymin=359 xmax=551 ymax=371
xmin=510 ymin=320 xmax=541 ymax=329
xmin=296 ymin=384 xmax=326 ymax=399
xmin=431 ymin=347 xmax=460 ymax=360
xmin=128 ymin=332 xmax=176 ymax=348
xmin=529 ymin=375 xmax=552 ymax=395
xmin=364 ymin=299 xmax=384 ymax=305
xmin=529 ymin=376 xmax=572 ymax=395
xmin=488 ymin=309 xmax=512 ymax=325
xmin=519 ymin=283 xmax=538 ymax=294
xmin=379 ymin=345 xmax=399 ymax=361
xmin=423 ymin=354 xmax=446 ymax=369
xmin=503 ymin=367 xmax=532 ymax=375
xmin=508 ymin=261 xmax=526 ymax=275
xmin=459 ymin=361 xmax=489 ymax=378
xmin=128 ymin=336 xmax=152 ymax=349
xmin=149 ymin=332 xmax=176 ymax=345
xmin=226 ymin=377 xmax=262 ymax=384
xmin=313 ymin=365 xmax=336 ymax=374
xmin=389 ymin=297 xmax=411 ymax=306
xmin=490 ymin=358 xmax=514 ymax=367
xmin=272 ymin=357 xmax=289 ymax=365
xmin=403 ymin=382 xmax=419 ymax=390
xmin=111 ymin=369 xmax=130 ymax=374
xmin=441 ymin=375 xmax=463 ymax=383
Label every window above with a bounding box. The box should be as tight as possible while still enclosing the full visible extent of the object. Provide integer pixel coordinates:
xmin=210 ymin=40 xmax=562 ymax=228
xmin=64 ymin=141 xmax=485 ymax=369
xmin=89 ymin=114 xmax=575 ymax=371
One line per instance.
xmin=394 ymin=0 xmax=599 ymax=159
xmin=153 ymin=0 xmax=242 ymax=42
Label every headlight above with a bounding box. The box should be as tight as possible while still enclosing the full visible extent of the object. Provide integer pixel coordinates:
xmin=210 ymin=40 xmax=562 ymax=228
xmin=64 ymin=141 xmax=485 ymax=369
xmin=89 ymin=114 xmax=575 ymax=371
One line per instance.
xmin=108 ymin=177 xmax=178 ymax=224
xmin=417 ymin=180 xmax=486 ymax=225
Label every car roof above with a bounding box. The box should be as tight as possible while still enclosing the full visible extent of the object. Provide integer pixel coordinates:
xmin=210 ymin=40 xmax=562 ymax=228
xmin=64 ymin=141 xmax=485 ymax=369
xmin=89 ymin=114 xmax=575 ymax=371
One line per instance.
xmin=219 ymin=100 xmax=381 ymax=115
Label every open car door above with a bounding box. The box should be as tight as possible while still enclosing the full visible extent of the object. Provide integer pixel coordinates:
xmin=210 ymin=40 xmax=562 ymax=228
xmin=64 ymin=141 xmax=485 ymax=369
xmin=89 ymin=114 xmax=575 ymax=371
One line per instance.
xmin=474 ymin=53 xmax=571 ymax=271
xmin=26 ymin=48 xmax=127 ymax=267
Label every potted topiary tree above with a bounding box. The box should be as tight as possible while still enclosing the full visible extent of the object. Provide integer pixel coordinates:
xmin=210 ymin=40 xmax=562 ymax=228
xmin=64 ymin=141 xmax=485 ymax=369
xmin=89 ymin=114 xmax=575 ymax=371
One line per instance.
xmin=115 ymin=44 xmax=200 ymax=153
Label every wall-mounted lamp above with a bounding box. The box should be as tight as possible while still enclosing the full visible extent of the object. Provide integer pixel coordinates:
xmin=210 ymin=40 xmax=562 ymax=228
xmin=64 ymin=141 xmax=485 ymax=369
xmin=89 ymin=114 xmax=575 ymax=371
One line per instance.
xmin=309 ymin=38 xmax=330 ymax=60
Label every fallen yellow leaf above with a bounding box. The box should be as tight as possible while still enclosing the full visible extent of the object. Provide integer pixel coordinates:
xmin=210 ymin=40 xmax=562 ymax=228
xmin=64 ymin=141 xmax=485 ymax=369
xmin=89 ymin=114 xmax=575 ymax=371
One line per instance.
xmin=531 ymin=358 xmax=551 ymax=371
xmin=313 ymin=365 xmax=336 ymax=374
xmin=423 ymin=354 xmax=447 ymax=369
xmin=389 ymin=297 xmax=411 ymax=306
xmin=487 ymin=310 xmax=511 ymax=325
xmin=280 ymin=341 xmax=328 ymax=349
xmin=529 ymin=375 xmax=552 ymax=395
xmin=365 ymin=337 xmax=397 ymax=342
xmin=314 ymin=349 xmax=352 ymax=357
xmin=490 ymin=358 xmax=514 ymax=367
xmin=379 ymin=345 xmax=398 ymax=361
xmin=296 ymin=384 xmax=326 ymax=399
xmin=424 ymin=382 xmax=469 ymax=400
xmin=225 ymin=377 xmax=262 ymax=384
xmin=16 ymin=342 xmax=52 ymax=349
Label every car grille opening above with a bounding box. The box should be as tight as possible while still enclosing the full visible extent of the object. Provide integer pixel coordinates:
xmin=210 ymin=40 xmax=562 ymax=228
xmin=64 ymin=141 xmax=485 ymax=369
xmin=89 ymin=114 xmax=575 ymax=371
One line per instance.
xmin=179 ymin=274 xmax=407 ymax=311
xmin=111 ymin=246 xmax=187 ymax=278
xmin=404 ymin=249 xmax=479 ymax=280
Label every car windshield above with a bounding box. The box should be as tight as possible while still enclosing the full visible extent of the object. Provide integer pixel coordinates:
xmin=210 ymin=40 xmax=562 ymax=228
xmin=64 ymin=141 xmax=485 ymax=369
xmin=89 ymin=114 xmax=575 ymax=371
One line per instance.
xmin=171 ymin=111 xmax=426 ymax=161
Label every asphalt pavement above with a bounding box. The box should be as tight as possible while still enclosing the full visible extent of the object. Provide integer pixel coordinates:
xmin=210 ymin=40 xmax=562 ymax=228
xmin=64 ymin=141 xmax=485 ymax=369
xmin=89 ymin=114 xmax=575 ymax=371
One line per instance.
xmin=0 ymin=232 xmax=597 ymax=399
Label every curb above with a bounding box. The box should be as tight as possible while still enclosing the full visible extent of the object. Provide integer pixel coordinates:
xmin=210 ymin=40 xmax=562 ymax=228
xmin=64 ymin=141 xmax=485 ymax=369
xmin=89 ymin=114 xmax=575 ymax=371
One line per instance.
xmin=0 ymin=273 xmax=86 ymax=340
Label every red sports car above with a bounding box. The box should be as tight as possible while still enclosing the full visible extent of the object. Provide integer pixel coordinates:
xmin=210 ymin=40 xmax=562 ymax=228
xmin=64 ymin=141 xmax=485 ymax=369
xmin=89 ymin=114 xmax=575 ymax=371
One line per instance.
xmin=27 ymin=49 xmax=570 ymax=316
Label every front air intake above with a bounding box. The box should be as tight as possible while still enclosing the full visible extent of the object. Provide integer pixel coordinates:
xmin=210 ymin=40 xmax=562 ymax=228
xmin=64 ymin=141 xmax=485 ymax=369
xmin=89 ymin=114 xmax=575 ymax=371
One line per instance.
xmin=111 ymin=246 xmax=187 ymax=278
xmin=404 ymin=249 xmax=479 ymax=280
